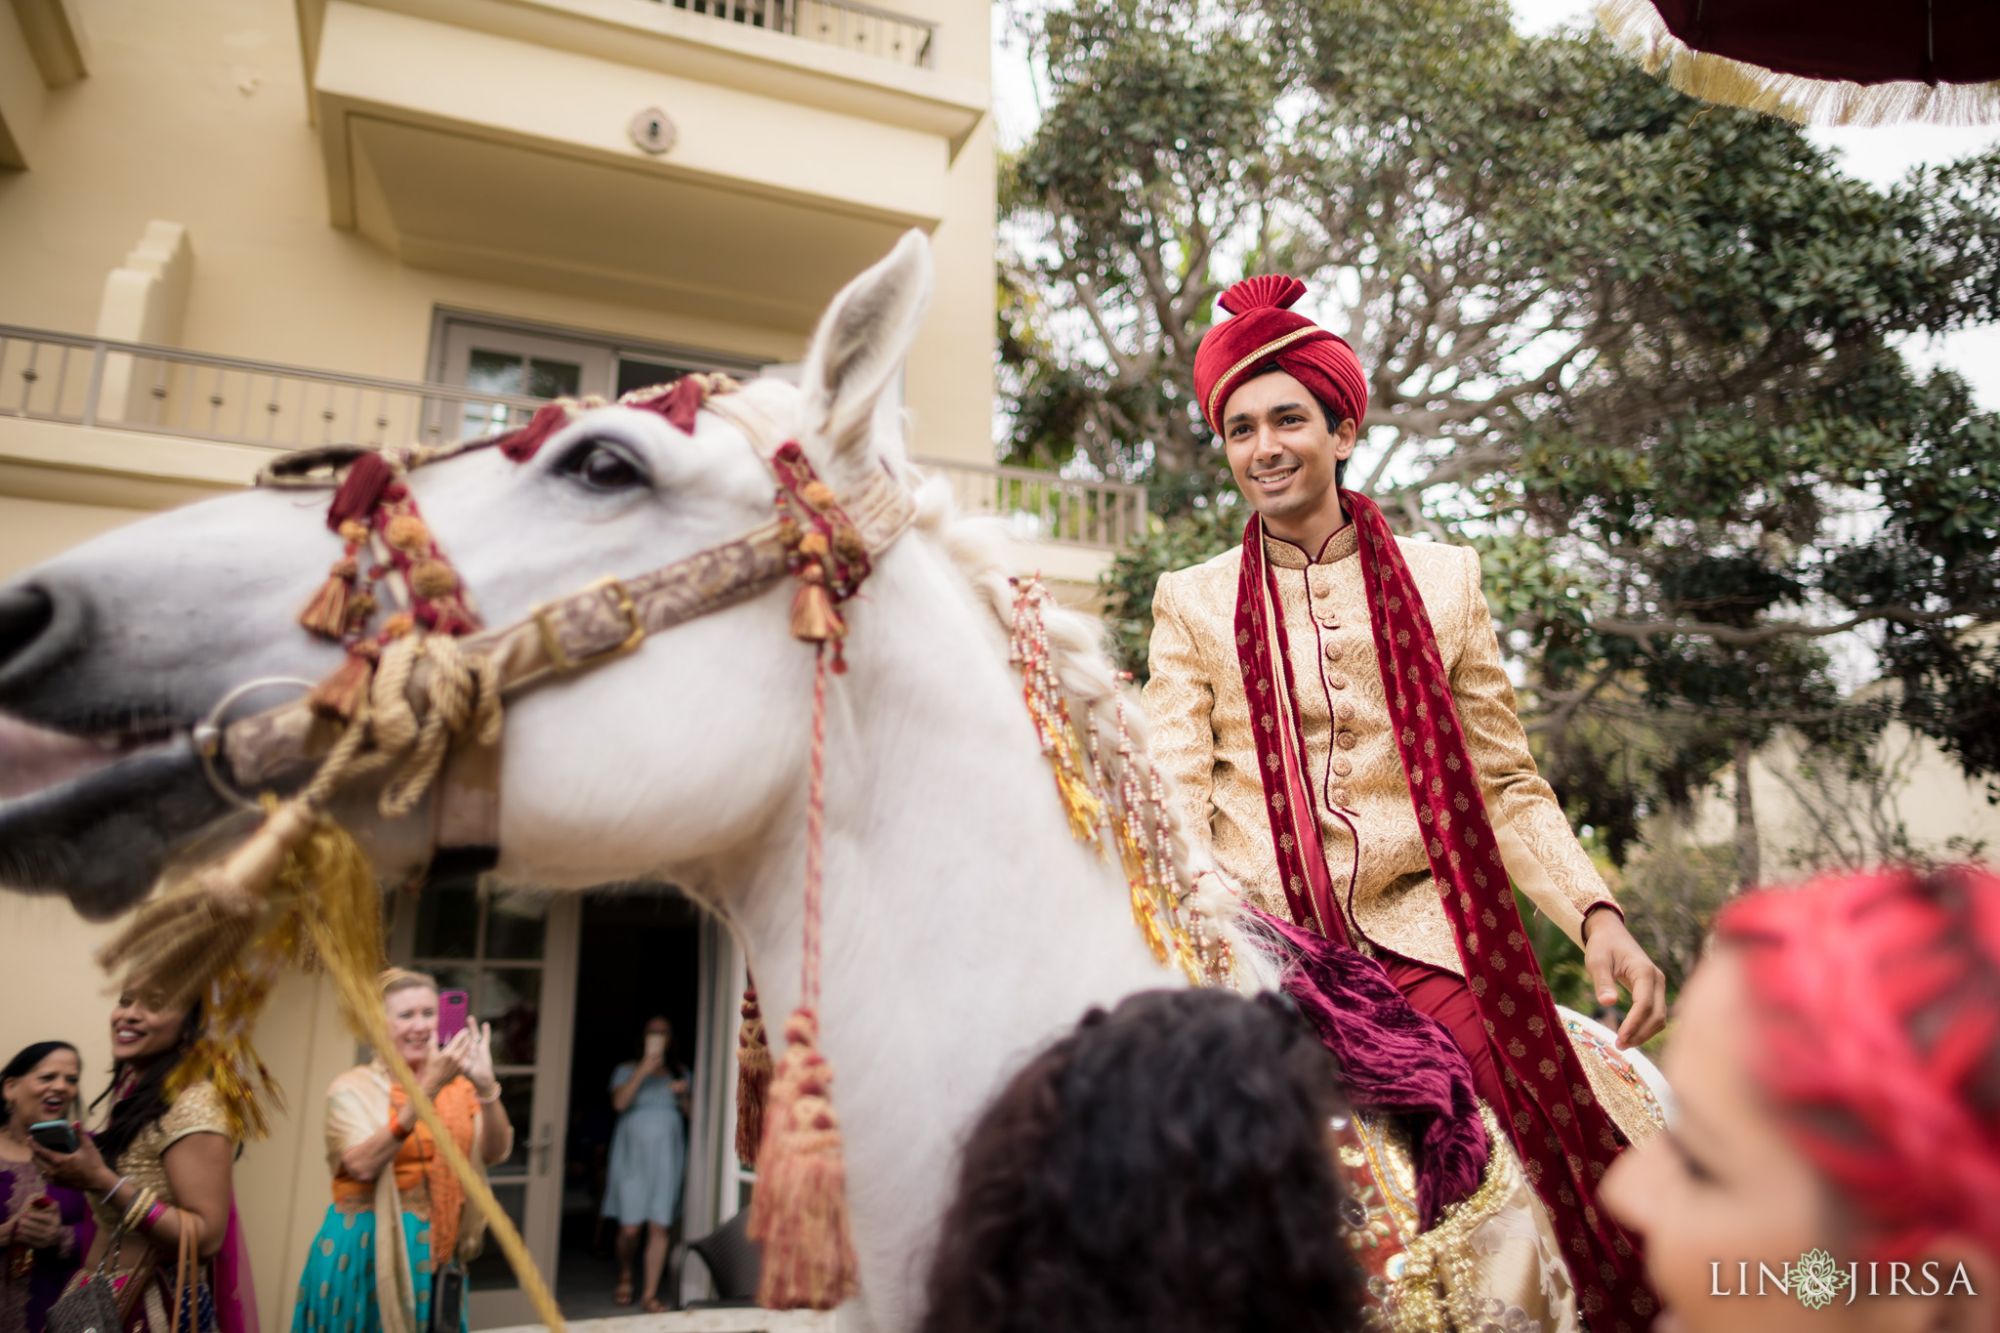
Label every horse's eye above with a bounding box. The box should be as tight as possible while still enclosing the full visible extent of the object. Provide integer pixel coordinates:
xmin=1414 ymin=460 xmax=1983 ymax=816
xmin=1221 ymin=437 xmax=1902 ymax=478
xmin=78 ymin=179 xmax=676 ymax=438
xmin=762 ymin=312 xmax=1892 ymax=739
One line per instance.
xmin=556 ymin=440 xmax=647 ymax=493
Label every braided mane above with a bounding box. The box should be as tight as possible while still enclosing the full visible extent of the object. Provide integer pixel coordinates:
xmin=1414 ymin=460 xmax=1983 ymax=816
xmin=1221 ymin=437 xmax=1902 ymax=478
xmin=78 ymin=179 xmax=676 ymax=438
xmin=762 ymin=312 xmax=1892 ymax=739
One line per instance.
xmin=904 ymin=471 xmax=1275 ymax=994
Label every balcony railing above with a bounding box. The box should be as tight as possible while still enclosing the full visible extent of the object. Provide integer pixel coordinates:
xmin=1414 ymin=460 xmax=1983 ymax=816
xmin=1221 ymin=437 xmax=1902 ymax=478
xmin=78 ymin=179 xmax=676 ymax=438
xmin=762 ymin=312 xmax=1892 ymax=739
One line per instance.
xmin=0 ymin=326 xmax=1144 ymax=550
xmin=921 ymin=458 xmax=1146 ymax=552
xmin=0 ymin=326 xmax=546 ymax=450
xmin=652 ymin=0 xmax=937 ymax=68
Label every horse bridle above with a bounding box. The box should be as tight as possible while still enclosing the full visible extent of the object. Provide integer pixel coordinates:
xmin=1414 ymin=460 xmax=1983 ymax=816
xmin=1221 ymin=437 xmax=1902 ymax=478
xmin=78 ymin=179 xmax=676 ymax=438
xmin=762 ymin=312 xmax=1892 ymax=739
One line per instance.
xmin=210 ymin=381 xmax=917 ymax=850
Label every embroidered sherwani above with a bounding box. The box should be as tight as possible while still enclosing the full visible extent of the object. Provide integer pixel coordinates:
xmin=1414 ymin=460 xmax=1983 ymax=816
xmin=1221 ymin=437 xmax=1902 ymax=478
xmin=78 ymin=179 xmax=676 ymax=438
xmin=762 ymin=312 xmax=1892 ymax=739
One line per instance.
xmin=1144 ymin=525 xmax=1620 ymax=975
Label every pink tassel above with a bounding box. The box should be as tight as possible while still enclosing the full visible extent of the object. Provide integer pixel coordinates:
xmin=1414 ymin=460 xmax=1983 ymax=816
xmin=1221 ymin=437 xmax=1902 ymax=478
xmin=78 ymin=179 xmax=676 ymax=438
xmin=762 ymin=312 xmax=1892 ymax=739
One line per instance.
xmin=748 ymin=1008 xmax=859 ymax=1310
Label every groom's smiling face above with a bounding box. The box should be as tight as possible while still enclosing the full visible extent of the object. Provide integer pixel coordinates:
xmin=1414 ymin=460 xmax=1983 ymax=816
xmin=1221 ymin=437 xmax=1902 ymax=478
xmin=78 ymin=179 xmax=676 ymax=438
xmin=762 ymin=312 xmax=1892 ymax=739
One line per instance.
xmin=1221 ymin=368 xmax=1356 ymax=539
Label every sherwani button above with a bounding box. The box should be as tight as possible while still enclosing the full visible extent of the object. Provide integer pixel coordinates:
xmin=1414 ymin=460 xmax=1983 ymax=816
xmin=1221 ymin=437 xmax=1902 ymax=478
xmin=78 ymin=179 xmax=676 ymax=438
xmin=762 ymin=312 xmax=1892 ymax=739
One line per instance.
xmin=1329 ymin=674 xmax=1349 ymax=689
xmin=1336 ymin=702 xmax=1356 ymax=723
xmin=1323 ymin=638 xmax=1343 ymax=658
xmin=1336 ymin=731 xmax=1357 ymax=750
xmin=1334 ymin=757 xmax=1353 ymax=776
xmin=1332 ymin=786 xmax=1351 ymax=806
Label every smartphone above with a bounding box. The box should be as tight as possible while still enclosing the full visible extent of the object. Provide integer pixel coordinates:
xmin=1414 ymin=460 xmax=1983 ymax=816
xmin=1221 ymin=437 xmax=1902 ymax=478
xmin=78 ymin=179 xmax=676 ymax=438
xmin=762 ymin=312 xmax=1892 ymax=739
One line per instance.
xmin=643 ymin=1032 xmax=666 ymax=1062
xmin=436 ymin=989 xmax=471 ymax=1046
xmin=28 ymin=1120 xmax=77 ymax=1154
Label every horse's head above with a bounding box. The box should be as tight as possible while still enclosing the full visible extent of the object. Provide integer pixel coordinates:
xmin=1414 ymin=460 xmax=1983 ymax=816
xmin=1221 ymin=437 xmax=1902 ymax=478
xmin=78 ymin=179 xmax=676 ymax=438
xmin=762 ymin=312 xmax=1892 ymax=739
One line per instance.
xmin=0 ymin=232 xmax=934 ymax=917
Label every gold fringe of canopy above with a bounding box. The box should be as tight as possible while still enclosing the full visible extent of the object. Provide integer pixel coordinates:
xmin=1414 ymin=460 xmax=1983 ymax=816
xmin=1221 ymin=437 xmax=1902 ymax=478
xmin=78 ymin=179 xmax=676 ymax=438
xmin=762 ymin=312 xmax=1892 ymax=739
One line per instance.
xmin=1596 ymin=0 xmax=2000 ymax=127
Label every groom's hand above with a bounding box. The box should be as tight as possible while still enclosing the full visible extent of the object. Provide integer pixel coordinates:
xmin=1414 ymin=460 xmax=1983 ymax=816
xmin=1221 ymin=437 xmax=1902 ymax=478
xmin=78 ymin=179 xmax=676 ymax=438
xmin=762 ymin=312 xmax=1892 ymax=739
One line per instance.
xmin=1582 ymin=909 xmax=1667 ymax=1049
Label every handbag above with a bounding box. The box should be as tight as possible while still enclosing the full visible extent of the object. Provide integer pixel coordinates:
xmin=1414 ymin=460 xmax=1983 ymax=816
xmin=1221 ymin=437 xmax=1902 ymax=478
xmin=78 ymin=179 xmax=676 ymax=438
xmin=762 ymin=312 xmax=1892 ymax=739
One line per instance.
xmin=429 ymin=1259 xmax=466 ymax=1333
xmin=168 ymin=1221 xmax=218 ymax=1333
xmin=47 ymin=1219 xmax=149 ymax=1333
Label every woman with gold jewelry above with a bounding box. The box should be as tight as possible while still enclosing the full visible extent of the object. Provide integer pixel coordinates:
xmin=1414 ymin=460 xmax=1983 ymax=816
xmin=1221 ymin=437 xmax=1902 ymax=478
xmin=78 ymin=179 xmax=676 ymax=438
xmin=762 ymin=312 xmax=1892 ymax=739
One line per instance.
xmin=33 ymin=989 xmax=241 ymax=1332
xmin=291 ymin=969 xmax=512 ymax=1333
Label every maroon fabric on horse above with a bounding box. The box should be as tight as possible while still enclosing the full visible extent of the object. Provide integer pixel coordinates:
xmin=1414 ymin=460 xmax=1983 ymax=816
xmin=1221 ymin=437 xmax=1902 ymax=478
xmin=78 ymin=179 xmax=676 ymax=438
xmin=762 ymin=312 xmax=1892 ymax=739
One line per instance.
xmin=1232 ymin=500 xmax=1657 ymax=1328
xmin=1259 ymin=909 xmax=1490 ymax=1228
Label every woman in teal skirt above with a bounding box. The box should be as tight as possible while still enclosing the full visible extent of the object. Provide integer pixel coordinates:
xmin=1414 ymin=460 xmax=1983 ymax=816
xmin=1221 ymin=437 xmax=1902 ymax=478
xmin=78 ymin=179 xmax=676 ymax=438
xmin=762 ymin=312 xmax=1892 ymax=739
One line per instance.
xmin=292 ymin=970 xmax=513 ymax=1333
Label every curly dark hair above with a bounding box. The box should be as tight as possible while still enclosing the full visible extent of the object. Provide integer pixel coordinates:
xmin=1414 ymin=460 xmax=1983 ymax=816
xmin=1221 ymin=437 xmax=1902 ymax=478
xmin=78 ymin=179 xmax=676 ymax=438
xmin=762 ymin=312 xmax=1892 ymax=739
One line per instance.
xmin=918 ymin=988 xmax=1367 ymax=1333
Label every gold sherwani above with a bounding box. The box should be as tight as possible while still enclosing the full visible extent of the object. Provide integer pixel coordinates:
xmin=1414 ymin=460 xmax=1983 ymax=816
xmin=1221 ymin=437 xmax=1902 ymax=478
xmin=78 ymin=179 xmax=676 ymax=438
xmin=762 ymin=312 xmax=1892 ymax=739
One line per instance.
xmin=1144 ymin=525 xmax=1618 ymax=974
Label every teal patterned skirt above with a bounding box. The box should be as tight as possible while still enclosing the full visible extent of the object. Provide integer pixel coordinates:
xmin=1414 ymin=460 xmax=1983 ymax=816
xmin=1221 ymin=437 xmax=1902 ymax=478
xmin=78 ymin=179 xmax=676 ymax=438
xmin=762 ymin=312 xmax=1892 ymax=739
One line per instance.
xmin=290 ymin=1205 xmax=468 ymax=1333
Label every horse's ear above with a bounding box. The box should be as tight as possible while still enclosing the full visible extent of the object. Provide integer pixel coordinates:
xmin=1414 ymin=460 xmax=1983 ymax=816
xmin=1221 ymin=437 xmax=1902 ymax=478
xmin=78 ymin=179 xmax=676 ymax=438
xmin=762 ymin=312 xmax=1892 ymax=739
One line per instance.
xmin=800 ymin=230 xmax=931 ymax=472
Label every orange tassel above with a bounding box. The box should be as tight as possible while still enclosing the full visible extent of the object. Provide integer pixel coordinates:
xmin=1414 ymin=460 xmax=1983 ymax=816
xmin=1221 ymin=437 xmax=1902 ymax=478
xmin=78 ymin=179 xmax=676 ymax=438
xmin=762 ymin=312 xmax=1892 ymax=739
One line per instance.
xmin=789 ymin=578 xmax=845 ymax=645
xmin=748 ymin=1008 xmax=859 ymax=1310
xmin=309 ymin=652 xmax=374 ymax=722
xmin=297 ymin=562 xmax=356 ymax=639
xmin=735 ymin=985 xmax=772 ymax=1168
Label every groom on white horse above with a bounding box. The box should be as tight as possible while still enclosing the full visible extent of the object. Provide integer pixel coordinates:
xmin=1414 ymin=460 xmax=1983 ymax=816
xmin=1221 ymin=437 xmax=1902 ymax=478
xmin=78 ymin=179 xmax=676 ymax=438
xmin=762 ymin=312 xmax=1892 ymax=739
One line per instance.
xmin=1144 ymin=274 xmax=1669 ymax=1327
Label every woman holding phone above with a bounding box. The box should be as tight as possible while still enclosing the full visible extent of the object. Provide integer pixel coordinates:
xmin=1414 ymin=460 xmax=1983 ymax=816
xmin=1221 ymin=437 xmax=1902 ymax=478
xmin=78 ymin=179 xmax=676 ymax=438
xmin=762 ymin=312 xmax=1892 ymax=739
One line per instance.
xmin=31 ymin=989 xmax=248 ymax=1333
xmin=603 ymin=1017 xmax=688 ymax=1312
xmin=291 ymin=969 xmax=512 ymax=1333
xmin=0 ymin=1041 xmax=91 ymax=1332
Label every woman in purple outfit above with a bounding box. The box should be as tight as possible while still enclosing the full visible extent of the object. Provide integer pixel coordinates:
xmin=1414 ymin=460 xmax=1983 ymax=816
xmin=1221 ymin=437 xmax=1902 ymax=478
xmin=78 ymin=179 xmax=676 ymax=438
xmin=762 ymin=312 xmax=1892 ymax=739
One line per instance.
xmin=0 ymin=1042 xmax=92 ymax=1333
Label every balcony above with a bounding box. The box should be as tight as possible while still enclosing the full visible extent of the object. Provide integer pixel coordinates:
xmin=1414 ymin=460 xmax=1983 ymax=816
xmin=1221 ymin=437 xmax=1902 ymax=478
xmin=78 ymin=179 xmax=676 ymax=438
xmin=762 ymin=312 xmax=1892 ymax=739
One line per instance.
xmin=640 ymin=0 xmax=938 ymax=69
xmin=293 ymin=0 xmax=988 ymax=327
xmin=0 ymin=326 xmax=1143 ymax=552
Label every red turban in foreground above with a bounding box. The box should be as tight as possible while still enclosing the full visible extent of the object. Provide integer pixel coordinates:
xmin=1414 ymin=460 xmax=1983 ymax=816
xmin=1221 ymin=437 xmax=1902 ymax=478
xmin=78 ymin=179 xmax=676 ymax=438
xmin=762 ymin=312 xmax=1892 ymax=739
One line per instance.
xmin=1192 ymin=275 xmax=1369 ymax=435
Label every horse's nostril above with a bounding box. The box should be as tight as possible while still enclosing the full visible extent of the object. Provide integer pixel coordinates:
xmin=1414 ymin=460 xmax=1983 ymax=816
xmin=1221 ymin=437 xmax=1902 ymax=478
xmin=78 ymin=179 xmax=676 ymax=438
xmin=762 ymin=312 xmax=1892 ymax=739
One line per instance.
xmin=0 ymin=585 xmax=59 ymax=687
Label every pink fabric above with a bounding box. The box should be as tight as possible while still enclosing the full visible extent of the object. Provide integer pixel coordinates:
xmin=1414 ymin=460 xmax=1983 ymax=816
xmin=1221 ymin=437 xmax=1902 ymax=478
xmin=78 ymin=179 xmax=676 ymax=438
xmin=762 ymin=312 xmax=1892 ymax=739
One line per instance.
xmin=212 ymin=1202 xmax=259 ymax=1333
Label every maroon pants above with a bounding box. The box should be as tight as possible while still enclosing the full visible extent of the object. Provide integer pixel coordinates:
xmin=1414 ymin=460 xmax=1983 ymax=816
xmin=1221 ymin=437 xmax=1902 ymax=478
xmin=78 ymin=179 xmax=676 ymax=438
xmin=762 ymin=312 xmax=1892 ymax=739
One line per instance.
xmin=1380 ymin=952 xmax=1507 ymax=1111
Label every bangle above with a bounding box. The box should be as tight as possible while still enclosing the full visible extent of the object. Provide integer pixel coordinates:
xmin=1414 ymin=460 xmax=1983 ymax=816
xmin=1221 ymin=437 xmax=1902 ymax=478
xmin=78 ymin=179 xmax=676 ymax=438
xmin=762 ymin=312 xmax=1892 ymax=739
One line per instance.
xmin=140 ymin=1201 xmax=168 ymax=1233
xmin=99 ymin=1175 xmax=130 ymax=1205
xmin=476 ymin=1085 xmax=502 ymax=1105
xmin=391 ymin=1113 xmax=415 ymax=1140
xmin=121 ymin=1187 xmax=156 ymax=1234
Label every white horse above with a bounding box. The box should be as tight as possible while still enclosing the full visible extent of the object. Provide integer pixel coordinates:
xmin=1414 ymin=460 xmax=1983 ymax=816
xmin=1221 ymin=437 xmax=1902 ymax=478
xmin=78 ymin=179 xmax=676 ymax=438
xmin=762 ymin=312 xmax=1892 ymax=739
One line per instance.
xmin=0 ymin=234 xmax=1659 ymax=1332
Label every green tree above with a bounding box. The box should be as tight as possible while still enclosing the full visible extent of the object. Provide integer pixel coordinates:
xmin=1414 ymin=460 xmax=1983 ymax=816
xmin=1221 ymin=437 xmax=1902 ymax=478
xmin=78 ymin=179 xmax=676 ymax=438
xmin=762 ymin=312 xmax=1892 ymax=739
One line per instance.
xmin=1003 ymin=0 xmax=2000 ymax=860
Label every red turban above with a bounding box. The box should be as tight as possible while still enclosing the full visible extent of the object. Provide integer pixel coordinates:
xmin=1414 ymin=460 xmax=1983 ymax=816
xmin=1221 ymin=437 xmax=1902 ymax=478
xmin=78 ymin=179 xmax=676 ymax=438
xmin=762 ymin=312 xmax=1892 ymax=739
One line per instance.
xmin=1192 ymin=276 xmax=1369 ymax=435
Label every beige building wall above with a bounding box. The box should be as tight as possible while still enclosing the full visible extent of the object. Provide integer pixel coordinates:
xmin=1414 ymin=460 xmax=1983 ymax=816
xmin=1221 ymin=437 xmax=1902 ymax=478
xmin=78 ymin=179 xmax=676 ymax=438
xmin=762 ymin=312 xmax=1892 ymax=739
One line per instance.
xmin=0 ymin=0 xmax=996 ymax=1327
xmin=1662 ymin=722 xmax=2000 ymax=875
xmin=0 ymin=0 xmax=994 ymax=468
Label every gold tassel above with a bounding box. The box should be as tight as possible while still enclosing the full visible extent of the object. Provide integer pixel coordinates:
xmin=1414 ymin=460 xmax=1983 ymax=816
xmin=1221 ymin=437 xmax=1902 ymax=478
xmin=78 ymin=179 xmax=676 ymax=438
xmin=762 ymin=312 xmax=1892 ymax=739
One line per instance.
xmin=790 ymin=576 xmax=845 ymax=645
xmin=297 ymin=561 xmax=356 ymax=639
xmin=309 ymin=652 xmax=375 ymax=722
xmin=748 ymin=1008 xmax=860 ymax=1311
xmin=97 ymin=799 xmax=319 ymax=1011
xmin=735 ymin=985 xmax=772 ymax=1168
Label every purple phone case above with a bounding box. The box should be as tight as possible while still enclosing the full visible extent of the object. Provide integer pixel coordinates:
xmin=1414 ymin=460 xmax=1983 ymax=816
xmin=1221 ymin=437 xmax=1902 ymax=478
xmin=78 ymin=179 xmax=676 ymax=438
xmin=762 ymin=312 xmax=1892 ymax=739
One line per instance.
xmin=437 ymin=990 xmax=470 ymax=1044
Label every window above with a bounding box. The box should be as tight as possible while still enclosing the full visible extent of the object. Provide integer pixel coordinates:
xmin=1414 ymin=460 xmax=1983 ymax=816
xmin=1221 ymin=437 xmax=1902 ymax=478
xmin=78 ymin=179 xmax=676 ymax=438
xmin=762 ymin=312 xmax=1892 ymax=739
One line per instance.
xmin=432 ymin=314 xmax=765 ymax=438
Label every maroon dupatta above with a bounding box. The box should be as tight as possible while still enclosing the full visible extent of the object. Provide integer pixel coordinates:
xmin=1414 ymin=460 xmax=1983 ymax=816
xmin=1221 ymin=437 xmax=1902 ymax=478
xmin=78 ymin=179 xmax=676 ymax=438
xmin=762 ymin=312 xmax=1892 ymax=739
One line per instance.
xmin=1233 ymin=500 xmax=1655 ymax=1329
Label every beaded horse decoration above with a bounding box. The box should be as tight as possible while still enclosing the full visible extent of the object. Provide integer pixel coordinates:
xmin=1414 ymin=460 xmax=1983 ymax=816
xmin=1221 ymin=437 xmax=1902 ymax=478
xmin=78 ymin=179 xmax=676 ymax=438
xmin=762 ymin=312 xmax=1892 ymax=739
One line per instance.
xmin=1007 ymin=576 xmax=1236 ymax=989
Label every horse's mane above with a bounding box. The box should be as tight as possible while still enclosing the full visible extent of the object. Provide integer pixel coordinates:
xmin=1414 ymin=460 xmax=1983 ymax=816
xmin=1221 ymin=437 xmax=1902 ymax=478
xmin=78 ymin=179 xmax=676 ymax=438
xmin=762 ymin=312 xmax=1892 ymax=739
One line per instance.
xmin=905 ymin=472 xmax=1277 ymax=993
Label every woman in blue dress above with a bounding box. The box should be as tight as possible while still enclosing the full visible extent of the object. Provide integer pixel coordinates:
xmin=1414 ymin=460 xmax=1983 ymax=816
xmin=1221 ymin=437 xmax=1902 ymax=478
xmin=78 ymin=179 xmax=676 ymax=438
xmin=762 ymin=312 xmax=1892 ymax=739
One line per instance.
xmin=602 ymin=1017 xmax=687 ymax=1313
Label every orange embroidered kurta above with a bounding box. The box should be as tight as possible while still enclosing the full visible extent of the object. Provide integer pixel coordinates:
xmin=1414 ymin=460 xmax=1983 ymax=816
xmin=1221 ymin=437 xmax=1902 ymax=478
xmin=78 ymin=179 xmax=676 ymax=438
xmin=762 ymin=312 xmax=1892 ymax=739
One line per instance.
xmin=1144 ymin=525 xmax=1619 ymax=974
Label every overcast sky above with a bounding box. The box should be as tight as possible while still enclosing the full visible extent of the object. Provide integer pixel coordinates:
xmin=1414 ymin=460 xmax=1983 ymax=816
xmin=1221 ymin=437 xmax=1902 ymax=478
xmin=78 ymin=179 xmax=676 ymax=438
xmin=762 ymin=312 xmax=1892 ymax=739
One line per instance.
xmin=994 ymin=0 xmax=2000 ymax=407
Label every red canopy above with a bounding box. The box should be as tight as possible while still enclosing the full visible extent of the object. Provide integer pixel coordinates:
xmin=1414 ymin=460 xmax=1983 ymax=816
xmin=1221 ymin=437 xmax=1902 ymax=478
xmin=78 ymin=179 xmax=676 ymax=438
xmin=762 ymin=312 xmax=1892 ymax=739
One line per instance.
xmin=1597 ymin=0 xmax=2000 ymax=125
